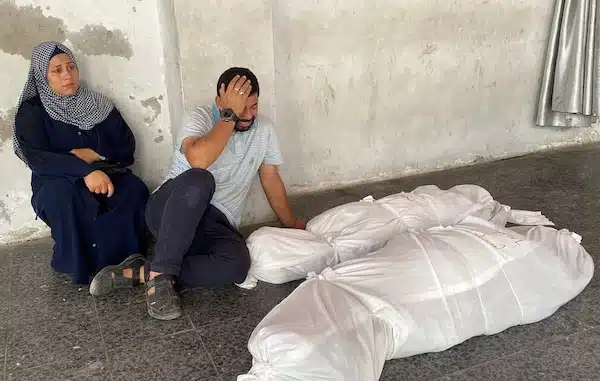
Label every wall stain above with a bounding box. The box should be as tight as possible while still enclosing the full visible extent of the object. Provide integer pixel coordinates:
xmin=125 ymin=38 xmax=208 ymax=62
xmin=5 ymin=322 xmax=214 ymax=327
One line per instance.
xmin=153 ymin=136 xmax=164 ymax=144
xmin=367 ymin=79 xmax=379 ymax=124
xmin=0 ymin=108 xmax=16 ymax=145
xmin=419 ymin=43 xmax=438 ymax=58
xmin=0 ymin=3 xmax=134 ymax=60
xmin=0 ymin=200 xmax=10 ymax=224
xmin=314 ymin=72 xmax=335 ymax=116
xmin=0 ymin=2 xmax=66 ymax=60
xmin=141 ymin=95 xmax=163 ymax=124
xmin=68 ymin=24 xmax=133 ymax=59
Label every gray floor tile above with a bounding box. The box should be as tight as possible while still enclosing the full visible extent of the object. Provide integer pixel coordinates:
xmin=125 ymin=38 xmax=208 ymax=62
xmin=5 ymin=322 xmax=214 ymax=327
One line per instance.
xmin=443 ymin=328 xmax=600 ymax=381
xmin=0 ymin=251 xmax=9 ymax=269
xmin=108 ymin=330 xmax=220 ymax=381
xmin=579 ymin=278 xmax=600 ymax=313
xmin=423 ymin=333 xmax=517 ymax=376
xmin=1 ymin=329 xmax=7 ymax=371
xmin=496 ymin=307 xmax=587 ymax=351
xmin=94 ymin=289 xmax=193 ymax=350
xmin=5 ymin=240 xmax=53 ymax=268
xmin=557 ymin=292 xmax=600 ymax=328
xmin=0 ymin=268 xmax=12 ymax=331
xmin=197 ymin=314 xmax=264 ymax=381
xmin=184 ymin=281 xmax=301 ymax=328
xmin=5 ymin=309 xmax=104 ymax=372
xmin=5 ymin=262 xmax=94 ymax=330
xmin=6 ymin=357 xmax=110 ymax=381
xmin=379 ymin=355 xmax=442 ymax=381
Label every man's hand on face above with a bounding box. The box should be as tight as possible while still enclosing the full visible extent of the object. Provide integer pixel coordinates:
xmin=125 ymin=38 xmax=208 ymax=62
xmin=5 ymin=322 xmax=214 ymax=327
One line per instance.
xmin=219 ymin=75 xmax=252 ymax=116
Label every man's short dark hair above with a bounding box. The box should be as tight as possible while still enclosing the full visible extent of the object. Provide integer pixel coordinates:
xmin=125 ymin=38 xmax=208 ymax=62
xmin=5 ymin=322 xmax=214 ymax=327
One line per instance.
xmin=216 ymin=67 xmax=260 ymax=97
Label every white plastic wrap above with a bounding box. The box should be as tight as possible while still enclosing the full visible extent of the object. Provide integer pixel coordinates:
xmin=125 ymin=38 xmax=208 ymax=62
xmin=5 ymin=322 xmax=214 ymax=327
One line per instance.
xmin=239 ymin=185 xmax=553 ymax=289
xmin=237 ymin=280 xmax=392 ymax=381
xmin=239 ymin=217 xmax=593 ymax=381
xmin=242 ymin=227 xmax=335 ymax=286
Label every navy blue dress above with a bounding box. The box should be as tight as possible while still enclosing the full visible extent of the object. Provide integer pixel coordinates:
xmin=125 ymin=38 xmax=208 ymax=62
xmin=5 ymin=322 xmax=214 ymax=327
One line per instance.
xmin=14 ymin=96 xmax=150 ymax=284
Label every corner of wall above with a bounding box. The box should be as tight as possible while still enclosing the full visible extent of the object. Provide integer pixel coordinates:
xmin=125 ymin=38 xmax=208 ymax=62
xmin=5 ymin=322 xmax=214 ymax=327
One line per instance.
xmin=156 ymin=0 xmax=185 ymax=147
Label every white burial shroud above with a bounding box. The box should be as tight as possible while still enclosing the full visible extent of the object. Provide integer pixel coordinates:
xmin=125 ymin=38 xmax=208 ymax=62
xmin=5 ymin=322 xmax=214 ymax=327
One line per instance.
xmin=238 ymin=216 xmax=593 ymax=381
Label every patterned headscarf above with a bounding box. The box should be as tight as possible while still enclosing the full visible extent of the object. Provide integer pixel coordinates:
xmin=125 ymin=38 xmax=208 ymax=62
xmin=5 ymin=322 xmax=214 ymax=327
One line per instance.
xmin=12 ymin=41 xmax=114 ymax=163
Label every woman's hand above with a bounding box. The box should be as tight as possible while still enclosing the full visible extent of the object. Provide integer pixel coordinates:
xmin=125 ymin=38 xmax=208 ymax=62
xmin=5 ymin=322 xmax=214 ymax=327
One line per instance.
xmin=84 ymin=170 xmax=114 ymax=197
xmin=71 ymin=148 xmax=101 ymax=164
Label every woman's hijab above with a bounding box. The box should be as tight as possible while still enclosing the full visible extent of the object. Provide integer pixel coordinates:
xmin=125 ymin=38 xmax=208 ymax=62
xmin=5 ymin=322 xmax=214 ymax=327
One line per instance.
xmin=12 ymin=41 xmax=114 ymax=163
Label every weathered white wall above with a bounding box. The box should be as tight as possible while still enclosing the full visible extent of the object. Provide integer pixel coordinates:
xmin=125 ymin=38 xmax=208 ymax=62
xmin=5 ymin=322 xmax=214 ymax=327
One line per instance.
xmin=174 ymin=0 xmax=600 ymax=225
xmin=0 ymin=0 xmax=175 ymax=243
xmin=2 ymin=0 xmax=600 ymax=242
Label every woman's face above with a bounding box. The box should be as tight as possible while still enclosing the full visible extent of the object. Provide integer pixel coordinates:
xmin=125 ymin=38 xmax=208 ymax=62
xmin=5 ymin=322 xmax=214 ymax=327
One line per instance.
xmin=47 ymin=53 xmax=80 ymax=96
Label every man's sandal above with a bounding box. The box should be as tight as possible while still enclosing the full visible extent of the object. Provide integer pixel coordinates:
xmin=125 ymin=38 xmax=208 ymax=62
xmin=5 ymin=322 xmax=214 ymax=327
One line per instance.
xmin=145 ymin=274 xmax=182 ymax=321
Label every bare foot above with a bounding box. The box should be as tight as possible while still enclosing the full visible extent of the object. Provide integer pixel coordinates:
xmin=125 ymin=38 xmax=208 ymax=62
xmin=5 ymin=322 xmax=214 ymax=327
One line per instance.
xmin=123 ymin=267 xmax=146 ymax=283
xmin=147 ymin=271 xmax=163 ymax=296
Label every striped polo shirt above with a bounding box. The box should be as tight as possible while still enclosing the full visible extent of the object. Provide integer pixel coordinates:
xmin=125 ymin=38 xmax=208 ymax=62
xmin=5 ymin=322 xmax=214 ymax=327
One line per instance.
xmin=162 ymin=103 xmax=283 ymax=227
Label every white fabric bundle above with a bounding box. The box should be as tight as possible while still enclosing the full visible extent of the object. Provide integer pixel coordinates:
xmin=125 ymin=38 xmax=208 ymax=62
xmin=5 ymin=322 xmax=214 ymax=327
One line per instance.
xmin=238 ymin=217 xmax=593 ymax=381
xmin=239 ymin=185 xmax=553 ymax=289
xmin=237 ymin=280 xmax=392 ymax=381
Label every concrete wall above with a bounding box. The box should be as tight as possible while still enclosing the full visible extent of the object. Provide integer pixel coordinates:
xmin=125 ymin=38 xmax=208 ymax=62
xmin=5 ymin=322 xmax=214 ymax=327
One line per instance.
xmin=0 ymin=0 xmax=174 ymax=243
xmin=174 ymin=0 xmax=599 ymax=224
xmin=1 ymin=0 xmax=599 ymax=242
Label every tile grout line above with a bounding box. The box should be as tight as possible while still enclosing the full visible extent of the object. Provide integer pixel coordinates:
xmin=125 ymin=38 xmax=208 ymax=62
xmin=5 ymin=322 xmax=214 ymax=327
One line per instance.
xmin=183 ymin=307 xmax=224 ymax=381
xmin=102 ymin=325 xmax=196 ymax=354
xmin=91 ymin=296 xmax=114 ymax=381
xmin=425 ymin=361 xmax=445 ymax=380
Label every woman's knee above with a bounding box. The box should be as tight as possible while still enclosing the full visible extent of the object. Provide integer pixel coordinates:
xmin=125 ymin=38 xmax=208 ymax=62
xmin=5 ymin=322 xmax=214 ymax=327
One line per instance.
xmin=33 ymin=178 xmax=78 ymax=220
xmin=37 ymin=178 xmax=77 ymax=204
xmin=117 ymin=173 xmax=150 ymax=204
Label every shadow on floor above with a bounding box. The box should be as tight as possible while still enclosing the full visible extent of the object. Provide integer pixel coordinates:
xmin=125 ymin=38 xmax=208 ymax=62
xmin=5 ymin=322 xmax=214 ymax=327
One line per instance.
xmin=1 ymin=143 xmax=599 ymax=381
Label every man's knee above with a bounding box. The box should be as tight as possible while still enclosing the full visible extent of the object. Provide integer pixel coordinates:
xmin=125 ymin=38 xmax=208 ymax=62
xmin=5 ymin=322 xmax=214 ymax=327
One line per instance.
xmin=173 ymin=169 xmax=216 ymax=208
xmin=179 ymin=168 xmax=216 ymax=192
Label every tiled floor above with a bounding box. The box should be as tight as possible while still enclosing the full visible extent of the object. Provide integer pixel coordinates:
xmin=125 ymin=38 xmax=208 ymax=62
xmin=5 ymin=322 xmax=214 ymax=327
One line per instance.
xmin=2 ymin=143 xmax=600 ymax=381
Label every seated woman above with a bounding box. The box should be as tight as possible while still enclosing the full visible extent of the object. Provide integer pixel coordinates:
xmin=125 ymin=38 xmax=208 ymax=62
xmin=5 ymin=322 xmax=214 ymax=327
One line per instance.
xmin=12 ymin=41 xmax=150 ymax=284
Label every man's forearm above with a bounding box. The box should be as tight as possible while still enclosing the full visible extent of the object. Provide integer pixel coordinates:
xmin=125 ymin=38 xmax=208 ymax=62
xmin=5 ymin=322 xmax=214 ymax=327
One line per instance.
xmin=184 ymin=120 xmax=235 ymax=169
xmin=261 ymin=175 xmax=296 ymax=227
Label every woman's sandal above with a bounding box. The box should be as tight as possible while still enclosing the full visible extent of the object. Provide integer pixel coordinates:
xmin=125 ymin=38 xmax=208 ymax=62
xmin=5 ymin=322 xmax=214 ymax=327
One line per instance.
xmin=89 ymin=253 xmax=147 ymax=296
